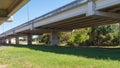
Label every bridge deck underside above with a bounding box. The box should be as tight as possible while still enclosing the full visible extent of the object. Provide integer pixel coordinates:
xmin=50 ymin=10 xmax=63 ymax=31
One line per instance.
xmin=40 ymin=16 xmax=119 ymax=30
xmin=100 ymin=4 xmax=120 ymax=13
xmin=17 ymin=15 xmax=120 ymax=35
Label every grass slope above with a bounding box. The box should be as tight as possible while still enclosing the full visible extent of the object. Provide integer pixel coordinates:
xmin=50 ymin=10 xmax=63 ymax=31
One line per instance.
xmin=0 ymin=45 xmax=120 ymax=68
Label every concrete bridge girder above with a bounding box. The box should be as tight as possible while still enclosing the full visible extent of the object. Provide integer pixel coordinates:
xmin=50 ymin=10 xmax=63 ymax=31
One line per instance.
xmin=0 ymin=0 xmax=120 ymax=45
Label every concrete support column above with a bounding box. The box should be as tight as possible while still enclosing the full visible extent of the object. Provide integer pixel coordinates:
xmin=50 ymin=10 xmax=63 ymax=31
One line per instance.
xmin=27 ymin=34 xmax=32 ymax=45
xmin=0 ymin=39 xmax=4 ymax=44
xmin=8 ymin=38 xmax=11 ymax=44
xmin=50 ymin=31 xmax=59 ymax=46
xmin=0 ymin=40 xmax=1 ymax=44
xmin=16 ymin=37 xmax=19 ymax=44
xmin=0 ymin=39 xmax=3 ymax=44
xmin=118 ymin=23 xmax=120 ymax=46
xmin=3 ymin=39 xmax=6 ymax=44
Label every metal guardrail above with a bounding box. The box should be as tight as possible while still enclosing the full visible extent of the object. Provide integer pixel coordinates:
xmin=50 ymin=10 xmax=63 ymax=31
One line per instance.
xmin=0 ymin=0 xmax=88 ymax=37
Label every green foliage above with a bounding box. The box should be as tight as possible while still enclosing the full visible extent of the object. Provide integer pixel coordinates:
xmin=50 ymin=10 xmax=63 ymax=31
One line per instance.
xmin=89 ymin=24 xmax=119 ymax=46
xmin=60 ymin=32 xmax=72 ymax=43
xmin=60 ymin=24 xmax=119 ymax=46
xmin=66 ymin=28 xmax=89 ymax=46
xmin=38 ymin=34 xmax=50 ymax=44
xmin=67 ymin=34 xmax=75 ymax=46
xmin=34 ymin=24 xmax=119 ymax=46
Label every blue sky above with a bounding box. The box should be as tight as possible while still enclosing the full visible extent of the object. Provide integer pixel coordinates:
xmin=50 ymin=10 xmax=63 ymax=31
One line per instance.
xmin=0 ymin=0 xmax=74 ymax=34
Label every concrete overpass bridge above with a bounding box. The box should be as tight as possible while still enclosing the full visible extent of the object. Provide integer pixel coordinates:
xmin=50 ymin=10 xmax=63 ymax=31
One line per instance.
xmin=0 ymin=0 xmax=120 ymax=45
xmin=0 ymin=0 xmax=29 ymax=24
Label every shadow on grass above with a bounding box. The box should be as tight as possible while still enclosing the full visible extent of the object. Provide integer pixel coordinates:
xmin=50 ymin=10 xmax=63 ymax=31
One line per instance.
xmin=7 ymin=44 xmax=120 ymax=61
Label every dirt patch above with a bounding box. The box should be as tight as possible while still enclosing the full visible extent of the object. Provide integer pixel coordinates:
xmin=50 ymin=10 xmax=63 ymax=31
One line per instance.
xmin=0 ymin=65 xmax=7 ymax=68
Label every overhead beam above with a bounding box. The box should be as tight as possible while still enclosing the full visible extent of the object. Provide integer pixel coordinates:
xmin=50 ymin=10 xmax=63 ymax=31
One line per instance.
xmin=95 ymin=11 xmax=120 ymax=20
xmin=8 ymin=0 xmax=30 ymax=17
xmin=109 ymin=7 xmax=120 ymax=12
xmin=0 ymin=9 xmax=7 ymax=17
xmin=86 ymin=0 xmax=120 ymax=20
xmin=7 ymin=0 xmax=22 ymax=14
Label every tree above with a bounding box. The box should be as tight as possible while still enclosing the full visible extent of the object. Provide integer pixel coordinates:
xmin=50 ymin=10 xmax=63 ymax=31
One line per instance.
xmin=89 ymin=24 xmax=119 ymax=46
xmin=38 ymin=34 xmax=50 ymax=44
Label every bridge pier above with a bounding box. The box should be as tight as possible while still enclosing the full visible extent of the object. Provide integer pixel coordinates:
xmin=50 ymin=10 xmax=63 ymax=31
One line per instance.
xmin=27 ymin=34 xmax=32 ymax=45
xmin=2 ymin=39 xmax=6 ymax=44
xmin=0 ymin=39 xmax=3 ymax=44
xmin=50 ymin=31 xmax=59 ymax=46
xmin=15 ymin=37 xmax=19 ymax=45
xmin=0 ymin=39 xmax=4 ymax=44
xmin=8 ymin=38 xmax=11 ymax=44
xmin=0 ymin=40 xmax=1 ymax=44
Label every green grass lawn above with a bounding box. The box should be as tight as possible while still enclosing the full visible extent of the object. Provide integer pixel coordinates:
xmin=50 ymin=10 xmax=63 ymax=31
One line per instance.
xmin=0 ymin=45 xmax=120 ymax=68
